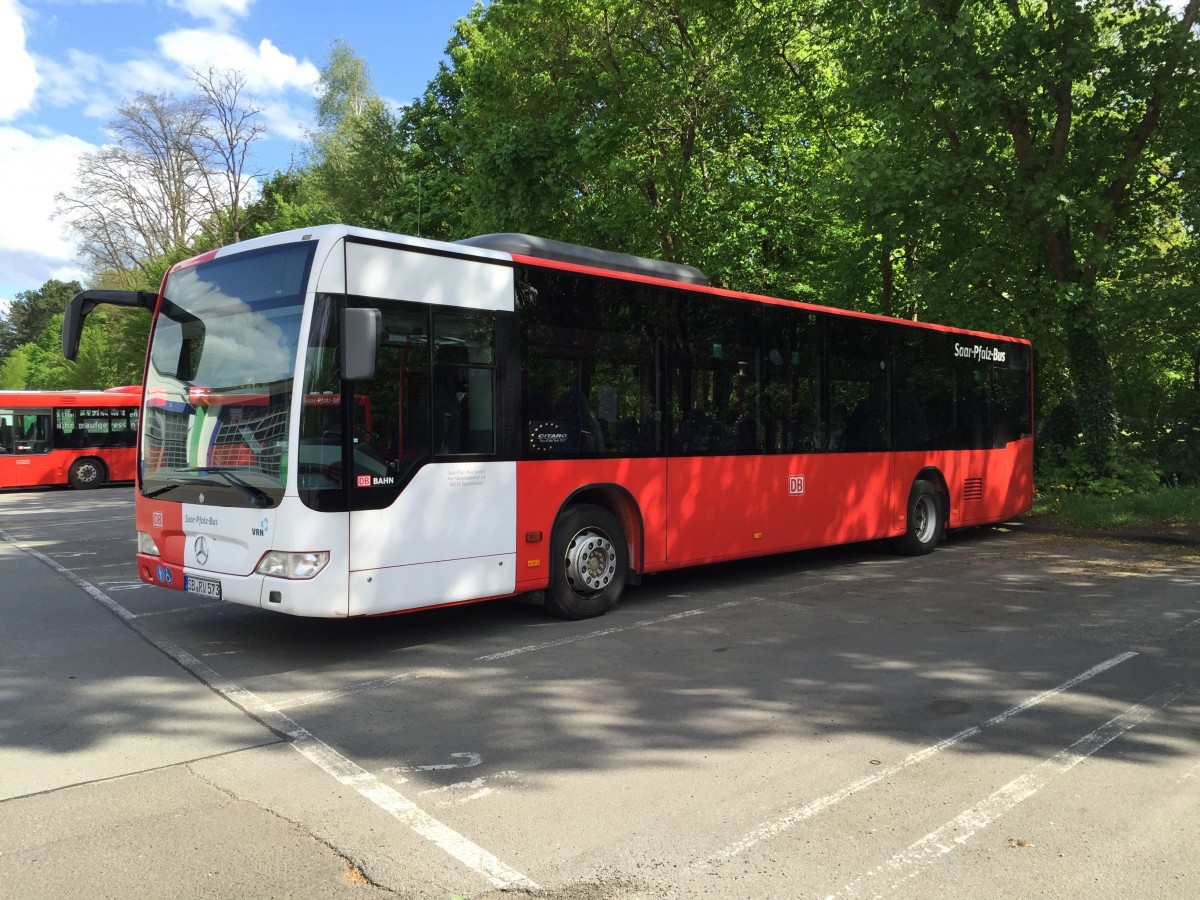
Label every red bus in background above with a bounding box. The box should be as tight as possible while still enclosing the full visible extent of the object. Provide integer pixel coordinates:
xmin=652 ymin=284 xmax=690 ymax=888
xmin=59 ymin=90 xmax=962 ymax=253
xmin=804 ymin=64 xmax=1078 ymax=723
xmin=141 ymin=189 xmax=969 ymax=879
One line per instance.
xmin=0 ymin=386 xmax=140 ymax=489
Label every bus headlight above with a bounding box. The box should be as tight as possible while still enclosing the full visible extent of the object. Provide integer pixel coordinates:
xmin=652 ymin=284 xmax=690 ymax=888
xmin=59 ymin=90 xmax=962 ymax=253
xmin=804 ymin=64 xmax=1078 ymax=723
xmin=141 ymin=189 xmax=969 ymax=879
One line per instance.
xmin=137 ymin=531 xmax=160 ymax=557
xmin=255 ymin=551 xmax=330 ymax=580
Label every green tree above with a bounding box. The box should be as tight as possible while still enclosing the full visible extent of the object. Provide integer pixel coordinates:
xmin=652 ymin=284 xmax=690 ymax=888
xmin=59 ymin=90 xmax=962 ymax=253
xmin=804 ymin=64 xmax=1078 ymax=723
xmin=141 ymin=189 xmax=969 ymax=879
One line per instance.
xmin=19 ymin=310 xmax=142 ymax=390
xmin=0 ymin=278 xmax=82 ymax=361
xmin=828 ymin=0 xmax=1200 ymax=472
xmin=243 ymin=170 xmax=333 ymax=236
xmin=315 ymin=38 xmax=375 ymax=129
xmin=445 ymin=0 xmax=846 ymax=296
xmin=0 ymin=345 xmax=31 ymax=389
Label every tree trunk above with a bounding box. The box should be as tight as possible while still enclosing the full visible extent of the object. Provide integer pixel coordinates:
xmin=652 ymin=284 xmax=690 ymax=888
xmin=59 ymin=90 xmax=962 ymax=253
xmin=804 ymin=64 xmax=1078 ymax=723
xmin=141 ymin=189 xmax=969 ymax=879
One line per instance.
xmin=1063 ymin=297 xmax=1117 ymax=473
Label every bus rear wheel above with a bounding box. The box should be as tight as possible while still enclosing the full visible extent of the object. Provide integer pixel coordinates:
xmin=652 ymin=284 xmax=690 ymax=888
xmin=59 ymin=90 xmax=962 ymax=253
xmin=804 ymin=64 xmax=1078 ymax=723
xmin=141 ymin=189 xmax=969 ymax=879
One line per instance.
xmin=546 ymin=504 xmax=629 ymax=619
xmin=892 ymin=479 xmax=942 ymax=555
xmin=68 ymin=457 xmax=106 ymax=490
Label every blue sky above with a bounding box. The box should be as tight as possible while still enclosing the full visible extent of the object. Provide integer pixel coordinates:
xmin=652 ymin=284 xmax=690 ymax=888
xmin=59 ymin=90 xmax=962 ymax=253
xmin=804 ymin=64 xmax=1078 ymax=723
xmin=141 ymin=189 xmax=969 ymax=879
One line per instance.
xmin=0 ymin=0 xmax=481 ymax=312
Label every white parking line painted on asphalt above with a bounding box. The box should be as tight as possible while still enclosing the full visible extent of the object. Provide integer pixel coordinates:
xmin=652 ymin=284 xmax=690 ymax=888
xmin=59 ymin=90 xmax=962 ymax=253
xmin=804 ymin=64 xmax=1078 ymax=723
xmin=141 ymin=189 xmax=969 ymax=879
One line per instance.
xmin=826 ymin=685 xmax=1184 ymax=900
xmin=390 ymin=752 xmax=483 ymax=773
xmin=2 ymin=528 xmax=540 ymax=893
xmin=701 ymin=650 xmax=1139 ymax=866
xmin=124 ymin=600 xmax=225 ymax=616
xmin=4 ymin=515 xmax=133 ymax=529
xmin=475 ymin=601 xmax=745 ymax=661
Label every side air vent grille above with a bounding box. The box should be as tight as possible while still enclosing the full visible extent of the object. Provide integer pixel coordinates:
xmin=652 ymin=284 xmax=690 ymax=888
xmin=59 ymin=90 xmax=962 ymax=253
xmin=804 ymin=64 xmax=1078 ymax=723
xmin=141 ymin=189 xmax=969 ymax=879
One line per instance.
xmin=963 ymin=477 xmax=984 ymax=501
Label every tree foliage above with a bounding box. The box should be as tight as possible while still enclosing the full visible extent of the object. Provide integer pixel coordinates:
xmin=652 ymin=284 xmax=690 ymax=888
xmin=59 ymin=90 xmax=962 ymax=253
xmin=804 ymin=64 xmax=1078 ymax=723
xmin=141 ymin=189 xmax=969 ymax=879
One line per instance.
xmin=0 ymin=278 xmax=81 ymax=359
xmin=827 ymin=0 xmax=1200 ymax=474
xmin=315 ymin=38 xmax=375 ymax=129
xmin=8 ymin=0 xmax=1196 ymax=485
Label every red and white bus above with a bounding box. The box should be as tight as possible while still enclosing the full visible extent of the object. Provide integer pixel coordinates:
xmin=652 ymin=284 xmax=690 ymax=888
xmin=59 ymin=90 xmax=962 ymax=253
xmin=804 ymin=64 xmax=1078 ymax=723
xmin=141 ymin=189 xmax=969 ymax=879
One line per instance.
xmin=0 ymin=386 xmax=141 ymax=489
xmin=62 ymin=226 xmax=1032 ymax=618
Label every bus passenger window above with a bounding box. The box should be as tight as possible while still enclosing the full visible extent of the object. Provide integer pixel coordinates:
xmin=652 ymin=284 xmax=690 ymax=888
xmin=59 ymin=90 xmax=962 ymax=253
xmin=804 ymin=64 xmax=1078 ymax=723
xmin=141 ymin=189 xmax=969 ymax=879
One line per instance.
xmin=12 ymin=411 xmax=52 ymax=454
xmin=433 ymin=311 xmax=496 ymax=456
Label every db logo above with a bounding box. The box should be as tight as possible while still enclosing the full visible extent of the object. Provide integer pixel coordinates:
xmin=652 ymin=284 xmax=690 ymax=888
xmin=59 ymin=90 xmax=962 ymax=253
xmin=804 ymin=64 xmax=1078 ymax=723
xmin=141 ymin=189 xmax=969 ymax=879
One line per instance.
xmin=356 ymin=474 xmax=373 ymax=488
xmin=788 ymin=475 xmax=806 ymax=495
xmin=152 ymin=511 xmax=163 ymax=527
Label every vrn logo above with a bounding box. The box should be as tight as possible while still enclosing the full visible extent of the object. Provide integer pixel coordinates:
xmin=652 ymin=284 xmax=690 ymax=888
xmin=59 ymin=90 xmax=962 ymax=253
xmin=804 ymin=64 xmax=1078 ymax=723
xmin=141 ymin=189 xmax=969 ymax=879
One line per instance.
xmin=252 ymin=517 xmax=270 ymax=537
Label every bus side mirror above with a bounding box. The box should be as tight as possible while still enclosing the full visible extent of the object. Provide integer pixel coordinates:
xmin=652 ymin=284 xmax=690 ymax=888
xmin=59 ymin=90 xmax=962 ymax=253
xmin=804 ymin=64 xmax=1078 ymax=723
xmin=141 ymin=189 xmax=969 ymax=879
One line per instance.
xmin=342 ymin=308 xmax=381 ymax=381
xmin=62 ymin=290 xmax=156 ymax=360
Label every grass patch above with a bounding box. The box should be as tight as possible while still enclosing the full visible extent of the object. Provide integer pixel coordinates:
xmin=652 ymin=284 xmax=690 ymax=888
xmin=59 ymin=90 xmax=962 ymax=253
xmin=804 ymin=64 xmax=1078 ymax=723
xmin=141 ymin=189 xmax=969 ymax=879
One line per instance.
xmin=1032 ymin=484 xmax=1200 ymax=535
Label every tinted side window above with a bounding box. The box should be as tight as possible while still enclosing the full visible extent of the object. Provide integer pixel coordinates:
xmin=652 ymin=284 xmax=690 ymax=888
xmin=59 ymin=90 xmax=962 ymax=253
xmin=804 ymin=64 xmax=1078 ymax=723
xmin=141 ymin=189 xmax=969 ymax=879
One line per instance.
xmin=8 ymin=410 xmax=52 ymax=454
xmin=951 ymin=340 xmax=992 ymax=449
xmin=433 ymin=311 xmax=496 ymax=456
xmin=519 ymin=270 xmax=664 ymax=458
xmin=894 ymin=329 xmax=949 ymax=451
xmin=668 ymin=294 xmax=762 ymax=455
xmin=763 ymin=306 xmax=823 ymax=453
xmin=991 ymin=342 xmax=1032 ymax=446
xmin=825 ymin=318 xmax=891 ymax=452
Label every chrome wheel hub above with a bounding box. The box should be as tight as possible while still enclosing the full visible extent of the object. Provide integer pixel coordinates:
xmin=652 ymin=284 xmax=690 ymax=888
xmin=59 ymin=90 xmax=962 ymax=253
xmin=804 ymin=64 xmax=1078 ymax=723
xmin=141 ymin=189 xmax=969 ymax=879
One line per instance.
xmin=564 ymin=528 xmax=617 ymax=595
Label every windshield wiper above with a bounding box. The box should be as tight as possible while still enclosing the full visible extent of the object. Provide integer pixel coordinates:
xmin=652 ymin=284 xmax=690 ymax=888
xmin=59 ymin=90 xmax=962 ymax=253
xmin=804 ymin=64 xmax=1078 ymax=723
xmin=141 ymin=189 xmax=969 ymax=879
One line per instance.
xmin=144 ymin=467 xmax=273 ymax=508
xmin=143 ymin=481 xmax=182 ymax=500
xmin=206 ymin=468 xmax=273 ymax=508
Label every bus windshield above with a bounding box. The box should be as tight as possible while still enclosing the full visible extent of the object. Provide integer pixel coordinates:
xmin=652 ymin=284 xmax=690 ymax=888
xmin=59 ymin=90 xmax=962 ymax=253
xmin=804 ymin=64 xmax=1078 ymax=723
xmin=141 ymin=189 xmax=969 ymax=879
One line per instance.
xmin=140 ymin=242 xmax=316 ymax=508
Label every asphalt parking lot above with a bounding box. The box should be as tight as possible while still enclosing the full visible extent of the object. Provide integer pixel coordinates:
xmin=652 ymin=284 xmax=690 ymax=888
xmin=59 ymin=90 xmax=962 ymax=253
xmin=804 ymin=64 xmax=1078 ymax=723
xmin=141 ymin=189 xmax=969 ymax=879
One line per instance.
xmin=1 ymin=485 xmax=1197 ymax=899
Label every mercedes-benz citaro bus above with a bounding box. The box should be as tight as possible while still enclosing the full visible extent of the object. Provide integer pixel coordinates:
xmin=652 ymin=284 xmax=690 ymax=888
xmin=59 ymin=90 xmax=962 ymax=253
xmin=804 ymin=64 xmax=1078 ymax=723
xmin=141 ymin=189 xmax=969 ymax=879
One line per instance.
xmin=62 ymin=226 xmax=1032 ymax=619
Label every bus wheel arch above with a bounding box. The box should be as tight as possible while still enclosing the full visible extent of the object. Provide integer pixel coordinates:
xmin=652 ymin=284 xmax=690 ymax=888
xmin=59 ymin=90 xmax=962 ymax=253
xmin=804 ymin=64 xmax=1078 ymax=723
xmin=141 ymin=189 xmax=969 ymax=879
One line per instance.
xmin=892 ymin=471 xmax=946 ymax=556
xmin=68 ymin=456 xmax=107 ymax=489
xmin=546 ymin=487 xmax=640 ymax=619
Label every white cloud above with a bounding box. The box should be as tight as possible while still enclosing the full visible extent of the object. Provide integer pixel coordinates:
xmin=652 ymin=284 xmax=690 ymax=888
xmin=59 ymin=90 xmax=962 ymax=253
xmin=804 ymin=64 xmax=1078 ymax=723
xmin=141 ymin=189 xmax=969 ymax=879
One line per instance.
xmin=157 ymin=28 xmax=319 ymax=94
xmin=32 ymin=25 xmax=318 ymax=144
xmin=257 ymin=97 xmax=318 ymax=142
xmin=167 ymin=0 xmax=251 ymax=29
xmin=0 ymin=0 xmax=41 ymax=121
xmin=0 ymin=0 xmax=319 ymax=303
xmin=35 ymin=49 xmax=108 ymax=110
xmin=0 ymin=126 xmax=93 ymax=286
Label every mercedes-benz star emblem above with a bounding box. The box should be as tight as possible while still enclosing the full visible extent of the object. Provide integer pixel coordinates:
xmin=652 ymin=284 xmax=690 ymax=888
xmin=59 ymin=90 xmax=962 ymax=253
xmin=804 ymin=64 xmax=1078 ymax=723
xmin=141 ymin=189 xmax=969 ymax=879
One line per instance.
xmin=194 ymin=535 xmax=210 ymax=566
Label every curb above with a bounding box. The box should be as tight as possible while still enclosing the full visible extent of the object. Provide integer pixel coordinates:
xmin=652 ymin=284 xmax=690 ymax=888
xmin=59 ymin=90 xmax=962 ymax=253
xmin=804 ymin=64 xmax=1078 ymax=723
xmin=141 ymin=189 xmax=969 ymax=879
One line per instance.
xmin=1000 ymin=519 xmax=1200 ymax=549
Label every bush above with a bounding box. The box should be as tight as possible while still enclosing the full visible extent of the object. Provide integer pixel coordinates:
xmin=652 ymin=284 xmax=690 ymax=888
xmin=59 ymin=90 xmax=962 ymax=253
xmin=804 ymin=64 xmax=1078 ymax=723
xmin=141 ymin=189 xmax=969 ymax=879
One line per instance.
xmin=1036 ymin=438 xmax=1162 ymax=497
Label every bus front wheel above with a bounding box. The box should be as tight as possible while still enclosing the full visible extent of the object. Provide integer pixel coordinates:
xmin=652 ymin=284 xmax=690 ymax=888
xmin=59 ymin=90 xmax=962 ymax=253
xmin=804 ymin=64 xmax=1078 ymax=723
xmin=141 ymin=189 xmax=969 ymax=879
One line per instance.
xmin=68 ymin=457 xmax=107 ymax=490
xmin=892 ymin=479 xmax=942 ymax=555
xmin=546 ymin=504 xmax=629 ymax=619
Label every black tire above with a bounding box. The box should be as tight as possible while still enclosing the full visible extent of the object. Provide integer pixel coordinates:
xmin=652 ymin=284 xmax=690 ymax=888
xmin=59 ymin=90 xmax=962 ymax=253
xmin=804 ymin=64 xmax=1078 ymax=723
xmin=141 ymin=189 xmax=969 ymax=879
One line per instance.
xmin=68 ymin=457 xmax=107 ymax=489
xmin=545 ymin=504 xmax=629 ymax=619
xmin=891 ymin=479 xmax=942 ymax=555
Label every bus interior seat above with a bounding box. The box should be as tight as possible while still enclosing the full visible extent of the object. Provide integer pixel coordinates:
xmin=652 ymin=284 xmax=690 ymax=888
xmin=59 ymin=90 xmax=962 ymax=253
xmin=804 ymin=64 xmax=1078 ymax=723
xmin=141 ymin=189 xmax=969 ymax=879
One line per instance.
xmin=553 ymin=391 xmax=605 ymax=453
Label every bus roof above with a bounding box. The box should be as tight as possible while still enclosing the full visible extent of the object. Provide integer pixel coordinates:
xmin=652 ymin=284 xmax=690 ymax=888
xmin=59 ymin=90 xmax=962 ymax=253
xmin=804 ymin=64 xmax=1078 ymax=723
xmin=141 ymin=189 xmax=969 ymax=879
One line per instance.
xmin=456 ymin=233 xmax=709 ymax=287
xmin=176 ymin=225 xmax=1027 ymax=346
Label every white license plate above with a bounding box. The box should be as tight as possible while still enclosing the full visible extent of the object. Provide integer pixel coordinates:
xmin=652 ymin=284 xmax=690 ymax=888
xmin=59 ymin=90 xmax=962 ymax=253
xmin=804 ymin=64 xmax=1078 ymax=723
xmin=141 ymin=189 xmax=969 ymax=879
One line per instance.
xmin=184 ymin=575 xmax=222 ymax=600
